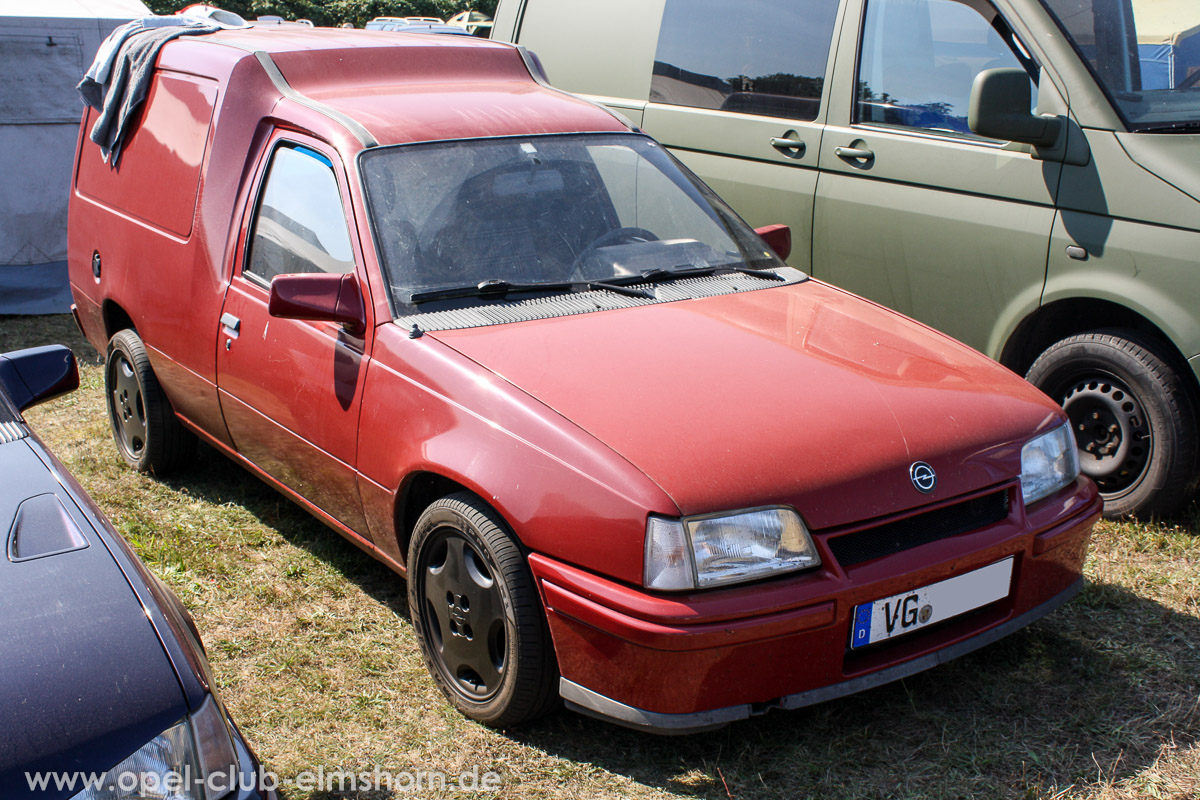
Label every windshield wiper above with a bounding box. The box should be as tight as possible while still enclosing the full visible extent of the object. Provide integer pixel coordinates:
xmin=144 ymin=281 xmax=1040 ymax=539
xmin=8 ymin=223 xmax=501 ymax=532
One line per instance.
xmin=411 ymin=279 xmax=574 ymax=304
xmin=583 ymin=280 xmax=654 ymax=299
xmin=410 ymin=265 xmax=785 ymax=305
xmin=594 ymin=264 xmax=787 ymax=288
xmin=726 ymin=265 xmax=787 ymax=281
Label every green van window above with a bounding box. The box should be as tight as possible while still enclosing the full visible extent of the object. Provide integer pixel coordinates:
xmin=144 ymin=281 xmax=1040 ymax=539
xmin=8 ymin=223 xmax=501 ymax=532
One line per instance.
xmin=856 ymin=0 xmax=1037 ymax=137
xmin=650 ymin=0 xmax=839 ymax=121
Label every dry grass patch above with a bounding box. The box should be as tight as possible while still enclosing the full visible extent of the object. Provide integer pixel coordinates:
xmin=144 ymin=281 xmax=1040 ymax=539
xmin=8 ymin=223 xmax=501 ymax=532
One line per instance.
xmin=7 ymin=314 xmax=1200 ymax=799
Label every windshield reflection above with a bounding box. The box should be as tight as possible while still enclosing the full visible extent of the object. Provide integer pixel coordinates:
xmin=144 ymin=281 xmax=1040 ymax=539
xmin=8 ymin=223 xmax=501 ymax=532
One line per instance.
xmin=1041 ymin=0 xmax=1200 ymax=130
xmin=360 ymin=133 xmax=782 ymax=312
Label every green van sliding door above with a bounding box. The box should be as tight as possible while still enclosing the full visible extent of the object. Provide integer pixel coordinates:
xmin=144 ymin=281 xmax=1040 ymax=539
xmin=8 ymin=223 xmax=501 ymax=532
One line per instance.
xmin=813 ymin=0 xmax=1060 ymax=356
xmin=639 ymin=0 xmax=847 ymax=272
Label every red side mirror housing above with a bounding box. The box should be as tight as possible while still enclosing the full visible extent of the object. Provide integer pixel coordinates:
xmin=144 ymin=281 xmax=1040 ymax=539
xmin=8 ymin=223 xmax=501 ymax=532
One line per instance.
xmin=755 ymin=223 xmax=792 ymax=262
xmin=268 ymin=273 xmax=366 ymax=336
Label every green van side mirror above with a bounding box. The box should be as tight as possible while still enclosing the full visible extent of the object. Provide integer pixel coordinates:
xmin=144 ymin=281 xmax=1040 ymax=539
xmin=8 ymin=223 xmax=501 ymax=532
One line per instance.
xmin=969 ymin=68 xmax=1062 ymax=147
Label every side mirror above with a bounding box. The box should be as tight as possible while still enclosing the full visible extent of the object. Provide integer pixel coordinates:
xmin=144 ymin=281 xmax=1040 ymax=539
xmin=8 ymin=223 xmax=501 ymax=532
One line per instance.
xmin=268 ymin=273 xmax=366 ymax=336
xmin=0 ymin=345 xmax=79 ymax=413
xmin=969 ymin=68 xmax=1062 ymax=147
xmin=755 ymin=224 xmax=792 ymax=262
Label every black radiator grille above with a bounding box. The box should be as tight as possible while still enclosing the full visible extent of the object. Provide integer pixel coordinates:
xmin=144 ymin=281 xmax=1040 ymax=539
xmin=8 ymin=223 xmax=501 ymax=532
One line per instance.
xmin=827 ymin=490 xmax=1011 ymax=568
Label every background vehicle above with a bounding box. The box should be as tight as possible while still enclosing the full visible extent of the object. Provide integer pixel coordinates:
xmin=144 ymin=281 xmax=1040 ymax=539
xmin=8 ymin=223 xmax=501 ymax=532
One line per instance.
xmin=0 ymin=346 xmax=270 ymax=800
xmin=68 ymin=28 xmax=1097 ymax=732
xmin=365 ymin=16 xmax=445 ymax=29
xmin=367 ymin=19 xmax=474 ymax=35
xmin=492 ymin=0 xmax=1200 ymax=519
xmin=447 ymin=10 xmax=493 ymax=36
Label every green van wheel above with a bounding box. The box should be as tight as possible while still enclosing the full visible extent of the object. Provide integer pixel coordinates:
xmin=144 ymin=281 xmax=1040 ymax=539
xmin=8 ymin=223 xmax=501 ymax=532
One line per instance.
xmin=1026 ymin=329 xmax=1198 ymax=519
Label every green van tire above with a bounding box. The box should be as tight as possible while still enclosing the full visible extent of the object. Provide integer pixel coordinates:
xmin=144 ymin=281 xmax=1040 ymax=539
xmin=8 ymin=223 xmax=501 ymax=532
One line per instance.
xmin=1026 ymin=329 xmax=1197 ymax=519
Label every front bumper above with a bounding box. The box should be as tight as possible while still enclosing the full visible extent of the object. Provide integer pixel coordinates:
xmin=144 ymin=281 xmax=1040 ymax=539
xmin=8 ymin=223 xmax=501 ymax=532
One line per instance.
xmin=532 ymin=479 xmax=1100 ymax=733
xmin=557 ymin=578 xmax=1080 ymax=733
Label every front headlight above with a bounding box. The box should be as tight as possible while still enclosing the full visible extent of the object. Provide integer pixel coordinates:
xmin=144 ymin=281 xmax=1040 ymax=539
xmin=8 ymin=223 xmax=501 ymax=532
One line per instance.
xmin=1021 ymin=423 xmax=1080 ymax=507
xmin=70 ymin=695 xmax=239 ymax=800
xmin=645 ymin=506 xmax=820 ymax=591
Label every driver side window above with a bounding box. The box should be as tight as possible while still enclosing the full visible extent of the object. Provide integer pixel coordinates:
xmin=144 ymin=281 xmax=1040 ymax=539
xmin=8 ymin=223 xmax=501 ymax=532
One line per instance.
xmin=856 ymin=0 xmax=1037 ymax=138
xmin=246 ymin=145 xmax=355 ymax=283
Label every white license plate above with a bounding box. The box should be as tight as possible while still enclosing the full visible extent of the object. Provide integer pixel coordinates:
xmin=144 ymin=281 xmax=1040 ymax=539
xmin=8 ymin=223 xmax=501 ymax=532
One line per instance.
xmin=849 ymin=557 xmax=1014 ymax=649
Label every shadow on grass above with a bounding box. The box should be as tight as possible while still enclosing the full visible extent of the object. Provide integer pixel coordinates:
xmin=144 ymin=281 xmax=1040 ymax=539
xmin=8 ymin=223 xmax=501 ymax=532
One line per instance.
xmin=506 ymin=582 xmax=1199 ymax=799
xmin=159 ymin=444 xmax=411 ymax=623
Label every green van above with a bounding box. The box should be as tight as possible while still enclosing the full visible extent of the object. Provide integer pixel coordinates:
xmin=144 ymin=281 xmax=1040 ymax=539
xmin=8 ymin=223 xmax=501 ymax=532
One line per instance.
xmin=493 ymin=0 xmax=1200 ymax=519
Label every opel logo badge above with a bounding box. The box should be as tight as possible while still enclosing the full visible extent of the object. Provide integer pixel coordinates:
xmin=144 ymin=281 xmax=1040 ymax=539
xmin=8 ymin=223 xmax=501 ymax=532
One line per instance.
xmin=910 ymin=462 xmax=937 ymax=494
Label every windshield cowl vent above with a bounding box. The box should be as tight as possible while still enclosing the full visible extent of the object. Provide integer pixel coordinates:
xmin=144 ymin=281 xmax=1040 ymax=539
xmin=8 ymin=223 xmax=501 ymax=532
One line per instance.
xmin=395 ymin=268 xmax=807 ymax=333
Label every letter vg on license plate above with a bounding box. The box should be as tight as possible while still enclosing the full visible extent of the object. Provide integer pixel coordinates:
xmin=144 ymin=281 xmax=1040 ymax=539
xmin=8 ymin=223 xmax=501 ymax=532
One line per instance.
xmin=849 ymin=557 xmax=1014 ymax=649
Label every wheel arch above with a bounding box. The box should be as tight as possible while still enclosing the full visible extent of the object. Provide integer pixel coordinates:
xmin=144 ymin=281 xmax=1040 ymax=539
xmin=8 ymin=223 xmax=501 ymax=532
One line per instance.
xmin=102 ymin=299 xmax=136 ymax=341
xmin=1000 ymin=297 xmax=1198 ymax=390
xmin=394 ymin=471 xmax=480 ymax=569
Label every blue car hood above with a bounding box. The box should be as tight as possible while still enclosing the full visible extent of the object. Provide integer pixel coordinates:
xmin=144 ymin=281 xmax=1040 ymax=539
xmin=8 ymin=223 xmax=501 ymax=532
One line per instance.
xmin=0 ymin=440 xmax=185 ymax=799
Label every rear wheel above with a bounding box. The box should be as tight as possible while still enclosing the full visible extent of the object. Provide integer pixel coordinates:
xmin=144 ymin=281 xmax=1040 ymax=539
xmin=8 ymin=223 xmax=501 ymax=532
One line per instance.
xmin=105 ymin=329 xmax=195 ymax=473
xmin=408 ymin=493 xmax=558 ymax=726
xmin=1026 ymin=329 xmax=1197 ymax=518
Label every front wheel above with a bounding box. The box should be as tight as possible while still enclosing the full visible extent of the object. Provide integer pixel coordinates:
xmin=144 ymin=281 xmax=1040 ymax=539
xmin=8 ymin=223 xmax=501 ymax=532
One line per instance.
xmin=104 ymin=329 xmax=195 ymax=473
xmin=1025 ymin=330 xmax=1197 ymax=518
xmin=408 ymin=493 xmax=558 ymax=727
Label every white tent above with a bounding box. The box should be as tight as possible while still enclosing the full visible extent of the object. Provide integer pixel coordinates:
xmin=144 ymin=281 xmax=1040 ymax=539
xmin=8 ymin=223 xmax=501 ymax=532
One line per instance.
xmin=0 ymin=0 xmax=148 ymax=314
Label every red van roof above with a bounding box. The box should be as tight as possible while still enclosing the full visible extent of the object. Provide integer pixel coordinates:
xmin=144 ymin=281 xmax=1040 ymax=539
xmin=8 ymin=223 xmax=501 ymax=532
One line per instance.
xmin=198 ymin=27 xmax=627 ymax=146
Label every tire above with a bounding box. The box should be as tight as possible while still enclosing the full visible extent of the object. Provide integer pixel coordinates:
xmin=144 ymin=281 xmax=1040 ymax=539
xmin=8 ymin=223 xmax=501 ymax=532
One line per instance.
xmin=1025 ymin=329 xmax=1198 ymax=519
xmin=408 ymin=493 xmax=559 ymax=726
xmin=104 ymin=329 xmax=195 ymax=473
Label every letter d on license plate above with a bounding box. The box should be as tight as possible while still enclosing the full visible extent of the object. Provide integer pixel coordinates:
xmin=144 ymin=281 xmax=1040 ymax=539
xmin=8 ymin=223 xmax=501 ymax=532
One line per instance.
xmin=850 ymin=557 xmax=1014 ymax=649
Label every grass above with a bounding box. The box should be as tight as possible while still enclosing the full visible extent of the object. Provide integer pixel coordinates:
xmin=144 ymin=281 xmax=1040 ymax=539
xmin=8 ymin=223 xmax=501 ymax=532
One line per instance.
xmin=6 ymin=313 xmax=1200 ymax=800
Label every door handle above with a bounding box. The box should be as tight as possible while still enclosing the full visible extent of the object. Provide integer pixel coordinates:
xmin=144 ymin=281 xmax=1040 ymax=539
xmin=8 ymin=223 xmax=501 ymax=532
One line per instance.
xmin=769 ymin=131 xmax=806 ymax=158
xmin=834 ymin=145 xmax=875 ymax=162
xmin=221 ymin=313 xmax=240 ymax=347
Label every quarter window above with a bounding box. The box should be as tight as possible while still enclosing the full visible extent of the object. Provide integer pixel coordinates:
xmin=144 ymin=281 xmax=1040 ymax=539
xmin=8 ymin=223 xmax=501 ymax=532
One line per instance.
xmin=856 ymin=0 xmax=1037 ymax=137
xmin=650 ymin=0 xmax=839 ymax=121
xmin=246 ymin=145 xmax=355 ymax=282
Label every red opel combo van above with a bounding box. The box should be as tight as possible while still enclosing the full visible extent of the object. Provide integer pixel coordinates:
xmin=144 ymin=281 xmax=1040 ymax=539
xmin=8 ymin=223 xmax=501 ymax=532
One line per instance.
xmin=68 ymin=26 xmax=1099 ymax=732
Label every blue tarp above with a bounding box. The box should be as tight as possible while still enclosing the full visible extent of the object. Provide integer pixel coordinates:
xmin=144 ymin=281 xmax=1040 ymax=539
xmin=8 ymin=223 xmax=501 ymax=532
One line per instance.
xmin=1138 ymin=28 xmax=1200 ymax=89
xmin=0 ymin=263 xmax=72 ymax=315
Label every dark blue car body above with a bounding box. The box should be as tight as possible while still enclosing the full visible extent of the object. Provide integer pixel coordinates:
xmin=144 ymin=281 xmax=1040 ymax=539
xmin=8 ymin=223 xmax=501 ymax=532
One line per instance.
xmin=0 ymin=346 xmax=270 ymax=800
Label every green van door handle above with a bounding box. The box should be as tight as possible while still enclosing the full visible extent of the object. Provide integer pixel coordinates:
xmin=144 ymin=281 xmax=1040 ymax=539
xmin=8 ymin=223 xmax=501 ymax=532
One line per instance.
xmin=769 ymin=132 xmax=806 ymax=157
xmin=835 ymin=145 xmax=875 ymax=162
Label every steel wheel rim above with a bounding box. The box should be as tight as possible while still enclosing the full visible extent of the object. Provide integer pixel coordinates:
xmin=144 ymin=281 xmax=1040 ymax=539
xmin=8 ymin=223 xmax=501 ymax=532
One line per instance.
xmin=1061 ymin=374 xmax=1151 ymax=494
xmin=418 ymin=528 xmax=508 ymax=702
xmin=108 ymin=353 xmax=147 ymax=459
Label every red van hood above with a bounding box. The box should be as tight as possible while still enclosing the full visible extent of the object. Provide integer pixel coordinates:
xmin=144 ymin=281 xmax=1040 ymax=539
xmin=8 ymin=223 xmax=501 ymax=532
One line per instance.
xmin=431 ymin=281 xmax=1062 ymax=529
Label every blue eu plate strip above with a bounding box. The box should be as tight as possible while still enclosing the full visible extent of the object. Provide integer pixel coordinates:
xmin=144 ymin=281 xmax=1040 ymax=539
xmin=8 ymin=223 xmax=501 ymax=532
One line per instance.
xmin=851 ymin=603 xmax=873 ymax=648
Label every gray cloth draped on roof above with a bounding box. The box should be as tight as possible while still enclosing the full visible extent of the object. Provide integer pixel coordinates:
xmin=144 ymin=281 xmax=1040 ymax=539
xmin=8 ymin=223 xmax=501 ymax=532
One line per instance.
xmin=77 ymin=18 xmax=220 ymax=167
